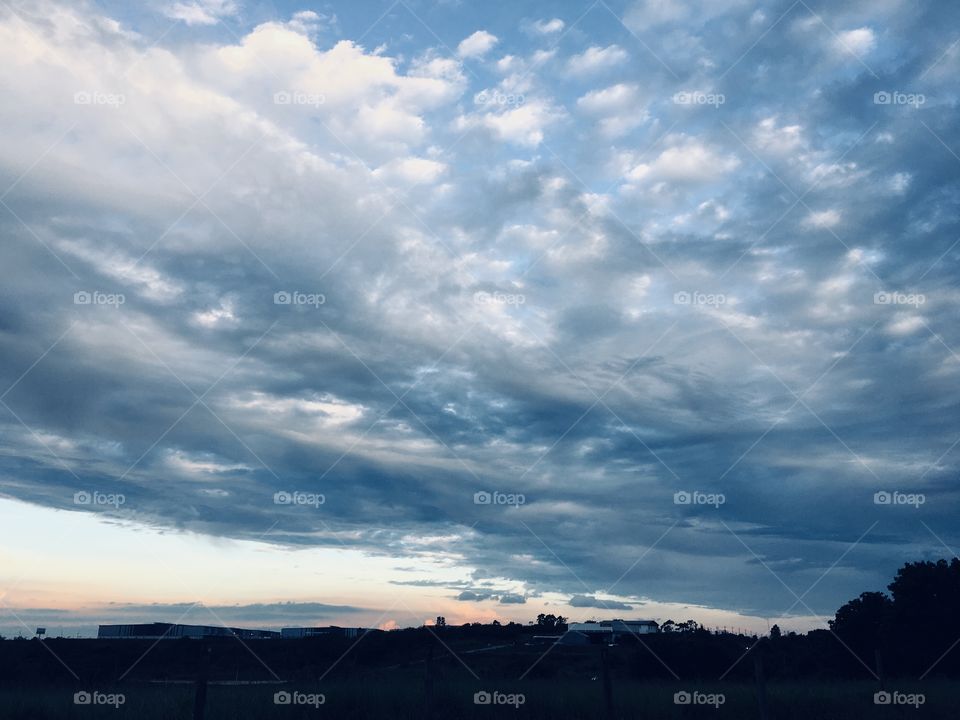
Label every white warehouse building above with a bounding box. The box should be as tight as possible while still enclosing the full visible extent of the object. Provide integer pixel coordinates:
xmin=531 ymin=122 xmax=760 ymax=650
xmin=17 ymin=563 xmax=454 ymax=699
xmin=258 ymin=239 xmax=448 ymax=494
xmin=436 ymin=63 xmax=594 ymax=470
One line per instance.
xmin=562 ymin=619 xmax=659 ymax=644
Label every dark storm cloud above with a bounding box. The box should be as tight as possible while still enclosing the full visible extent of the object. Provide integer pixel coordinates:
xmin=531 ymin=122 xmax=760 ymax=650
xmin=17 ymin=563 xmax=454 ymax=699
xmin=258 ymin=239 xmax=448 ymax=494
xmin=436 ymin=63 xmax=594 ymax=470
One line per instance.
xmin=569 ymin=595 xmax=634 ymax=610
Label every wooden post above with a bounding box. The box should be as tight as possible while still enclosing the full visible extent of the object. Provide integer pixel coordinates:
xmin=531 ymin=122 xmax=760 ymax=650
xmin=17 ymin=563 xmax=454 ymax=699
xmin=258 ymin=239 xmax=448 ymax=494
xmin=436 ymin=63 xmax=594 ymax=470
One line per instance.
xmin=193 ymin=643 xmax=210 ymax=720
xmin=600 ymin=646 xmax=615 ymax=720
xmin=753 ymin=652 xmax=768 ymax=720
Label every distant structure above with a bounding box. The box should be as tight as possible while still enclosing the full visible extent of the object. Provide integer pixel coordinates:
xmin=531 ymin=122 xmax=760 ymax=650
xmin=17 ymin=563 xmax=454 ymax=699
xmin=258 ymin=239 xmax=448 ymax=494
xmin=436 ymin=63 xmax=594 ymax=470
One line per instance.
xmin=35 ymin=627 xmax=46 ymax=639
xmin=280 ymin=626 xmax=367 ymax=639
xmin=562 ymin=619 xmax=659 ymax=644
xmin=97 ymin=623 xmax=279 ymax=640
xmin=97 ymin=623 xmax=376 ymax=640
xmin=606 ymin=619 xmax=659 ymax=635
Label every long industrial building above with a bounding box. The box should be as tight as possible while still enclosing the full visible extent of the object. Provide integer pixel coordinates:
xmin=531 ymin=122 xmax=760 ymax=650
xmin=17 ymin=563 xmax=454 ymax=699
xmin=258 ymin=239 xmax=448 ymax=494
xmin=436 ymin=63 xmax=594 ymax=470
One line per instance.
xmin=97 ymin=623 xmax=280 ymax=640
xmin=97 ymin=623 xmax=369 ymax=640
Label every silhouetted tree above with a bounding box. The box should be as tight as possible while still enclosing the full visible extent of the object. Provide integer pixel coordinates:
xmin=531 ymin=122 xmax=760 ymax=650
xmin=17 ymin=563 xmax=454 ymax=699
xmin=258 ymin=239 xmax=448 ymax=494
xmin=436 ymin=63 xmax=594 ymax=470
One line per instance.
xmin=830 ymin=560 xmax=960 ymax=675
xmin=888 ymin=558 xmax=960 ymax=636
xmin=535 ymin=614 xmax=567 ymax=630
xmin=829 ymin=591 xmax=892 ymax=640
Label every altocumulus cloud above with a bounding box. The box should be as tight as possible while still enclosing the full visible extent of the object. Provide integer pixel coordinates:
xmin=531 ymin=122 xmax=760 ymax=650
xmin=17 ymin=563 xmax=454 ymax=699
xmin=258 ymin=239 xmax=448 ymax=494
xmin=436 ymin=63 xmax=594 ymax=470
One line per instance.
xmin=0 ymin=0 xmax=958 ymax=626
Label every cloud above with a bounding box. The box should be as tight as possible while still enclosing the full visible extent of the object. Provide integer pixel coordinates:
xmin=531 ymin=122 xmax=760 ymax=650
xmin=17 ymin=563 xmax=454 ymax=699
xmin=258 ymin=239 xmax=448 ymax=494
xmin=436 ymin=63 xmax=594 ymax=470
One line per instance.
xmin=835 ymin=27 xmax=876 ymax=56
xmin=373 ymin=156 xmax=448 ymax=184
xmin=457 ymin=30 xmax=498 ymax=59
xmin=569 ymin=595 xmax=634 ymax=610
xmin=622 ymin=0 xmax=690 ymax=31
xmin=532 ymin=18 xmax=565 ymax=35
xmin=576 ymin=83 xmax=647 ymax=137
xmin=163 ymin=0 xmax=238 ymax=26
xmin=803 ymin=209 xmax=842 ymax=229
xmin=566 ymin=45 xmax=629 ymax=75
xmin=577 ymin=84 xmax=637 ymax=115
xmin=455 ymin=100 xmax=564 ymax=147
xmin=886 ymin=313 xmax=924 ymax=336
xmin=622 ymin=135 xmax=741 ymax=185
xmin=498 ymin=594 xmax=527 ymax=604
xmin=1 ymin=0 xmax=959 ymax=633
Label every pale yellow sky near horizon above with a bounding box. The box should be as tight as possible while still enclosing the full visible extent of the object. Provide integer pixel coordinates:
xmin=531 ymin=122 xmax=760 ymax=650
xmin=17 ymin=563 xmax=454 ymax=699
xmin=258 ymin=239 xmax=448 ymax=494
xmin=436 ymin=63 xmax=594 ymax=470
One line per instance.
xmin=0 ymin=498 xmax=819 ymax=636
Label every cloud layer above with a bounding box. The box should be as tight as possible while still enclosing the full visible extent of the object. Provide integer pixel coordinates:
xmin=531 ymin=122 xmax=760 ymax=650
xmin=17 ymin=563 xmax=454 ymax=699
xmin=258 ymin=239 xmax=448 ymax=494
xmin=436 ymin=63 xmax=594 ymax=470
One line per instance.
xmin=0 ymin=0 xmax=958 ymax=630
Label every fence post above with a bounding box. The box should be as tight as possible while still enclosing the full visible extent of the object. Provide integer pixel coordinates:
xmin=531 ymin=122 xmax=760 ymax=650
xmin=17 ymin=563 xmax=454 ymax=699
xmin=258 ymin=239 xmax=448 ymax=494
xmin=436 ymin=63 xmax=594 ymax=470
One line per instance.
xmin=193 ymin=643 xmax=210 ymax=720
xmin=753 ymin=651 xmax=768 ymax=720
xmin=600 ymin=646 xmax=615 ymax=720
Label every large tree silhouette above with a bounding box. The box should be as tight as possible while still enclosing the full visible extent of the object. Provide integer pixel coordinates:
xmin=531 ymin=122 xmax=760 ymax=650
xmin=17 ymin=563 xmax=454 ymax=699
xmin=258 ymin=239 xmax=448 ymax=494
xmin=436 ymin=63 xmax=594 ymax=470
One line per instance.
xmin=830 ymin=558 xmax=960 ymax=675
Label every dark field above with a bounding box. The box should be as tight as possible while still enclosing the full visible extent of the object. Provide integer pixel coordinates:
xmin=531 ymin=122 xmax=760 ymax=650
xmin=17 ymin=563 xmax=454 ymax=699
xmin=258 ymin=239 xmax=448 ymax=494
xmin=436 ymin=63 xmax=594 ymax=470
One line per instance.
xmin=0 ymin=679 xmax=953 ymax=719
xmin=0 ymin=632 xmax=954 ymax=719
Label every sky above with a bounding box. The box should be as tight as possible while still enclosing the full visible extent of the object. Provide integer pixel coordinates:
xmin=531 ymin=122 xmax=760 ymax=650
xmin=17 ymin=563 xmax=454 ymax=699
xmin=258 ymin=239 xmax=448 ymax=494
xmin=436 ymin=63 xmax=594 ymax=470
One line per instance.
xmin=0 ymin=0 xmax=958 ymax=639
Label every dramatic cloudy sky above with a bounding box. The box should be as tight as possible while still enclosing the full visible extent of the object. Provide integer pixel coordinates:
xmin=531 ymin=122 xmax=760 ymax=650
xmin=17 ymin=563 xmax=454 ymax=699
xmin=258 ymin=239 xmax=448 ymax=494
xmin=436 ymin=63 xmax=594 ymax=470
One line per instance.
xmin=1 ymin=0 xmax=958 ymax=638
